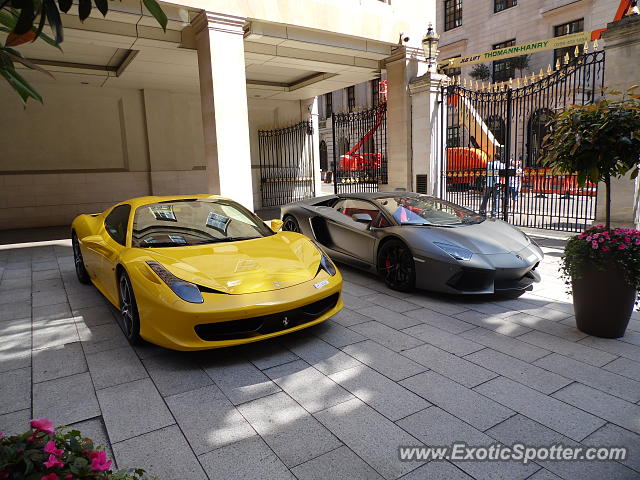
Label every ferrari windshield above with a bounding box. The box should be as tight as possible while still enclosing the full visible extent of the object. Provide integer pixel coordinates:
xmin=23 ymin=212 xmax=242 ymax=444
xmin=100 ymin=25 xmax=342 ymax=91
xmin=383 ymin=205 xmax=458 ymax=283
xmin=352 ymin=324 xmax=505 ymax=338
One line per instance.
xmin=376 ymin=195 xmax=484 ymax=226
xmin=132 ymin=199 xmax=273 ymax=248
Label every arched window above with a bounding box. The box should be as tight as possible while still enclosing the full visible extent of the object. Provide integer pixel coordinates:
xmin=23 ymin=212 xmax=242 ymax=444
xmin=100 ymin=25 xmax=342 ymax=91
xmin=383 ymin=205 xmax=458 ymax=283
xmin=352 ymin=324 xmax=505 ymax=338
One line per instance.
xmin=487 ymin=115 xmax=506 ymax=146
xmin=319 ymin=140 xmax=328 ymax=171
xmin=527 ymin=108 xmax=553 ymax=167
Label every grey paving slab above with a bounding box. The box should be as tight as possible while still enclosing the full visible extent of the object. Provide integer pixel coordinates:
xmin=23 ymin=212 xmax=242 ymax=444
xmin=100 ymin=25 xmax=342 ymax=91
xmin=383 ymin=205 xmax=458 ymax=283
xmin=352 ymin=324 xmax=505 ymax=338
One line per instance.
xmin=310 ymin=319 xmax=367 ymax=348
xmin=397 ymin=406 xmax=539 ymax=480
xmin=314 ymin=397 xmax=423 ymax=479
xmin=113 ymin=425 xmax=207 ymax=480
xmin=475 ymin=377 xmax=605 ymax=441
xmin=32 ymin=260 xmax=59 ymax=272
xmin=330 ymin=307 xmax=374 ymax=327
xmin=73 ymin=305 xmax=117 ymax=327
xmin=32 ymin=342 xmax=87 ymax=383
xmin=552 ymin=383 xmax=640 ymax=435
xmin=453 ymin=310 xmax=533 ymax=337
xmin=0 ymin=320 xmax=31 ymax=373
xmin=201 ymin=356 xmax=281 ymax=405
xmin=603 ymin=357 xmax=640 ymax=382
xmin=264 ymin=359 xmax=354 ymax=413
xmin=283 ymin=335 xmax=361 ymax=375
xmin=578 ymin=336 xmax=640 ymax=362
xmin=32 ymin=278 xmax=64 ymax=292
xmin=400 ymin=461 xmax=474 ymax=480
xmin=523 ymin=470 xmax=563 ymax=480
xmin=341 ymin=293 xmax=372 ymax=310
xmin=0 ymin=408 xmax=30 ymax=436
xmin=0 ymin=301 xmax=31 ymax=321
xmin=165 ymin=384 xmax=255 ymax=455
xmin=350 ymin=321 xmax=424 ymax=352
xmin=86 ymin=346 xmax=147 ymax=390
xmin=535 ymin=353 xmax=640 ymax=403
xmin=33 ymin=372 xmax=100 ymax=426
xmin=583 ymin=423 xmax=640 ymax=473
xmin=619 ymin=330 xmax=640 ymax=347
xmin=486 ymin=414 xmax=638 ymax=480
xmin=506 ymin=312 xmax=588 ymax=341
xmin=403 ymin=308 xmax=476 ymax=334
xmin=245 ymin=339 xmax=300 ymax=370
xmin=342 ymin=281 xmax=379 ymax=297
xmin=142 ymin=352 xmax=212 ymax=397
xmin=403 ymin=344 xmax=497 ymax=388
xmin=459 ymin=327 xmax=551 ymax=362
xmin=401 ymin=323 xmax=484 ymax=356
xmin=0 ymin=367 xmax=30 ymax=415
xmin=342 ymin=340 xmax=426 ymax=381
xmin=67 ymin=291 xmax=107 ymax=310
xmin=70 ymin=417 xmax=115 ymax=469
xmin=76 ymin=321 xmax=130 ymax=354
xmin=32 ymin=302 xmax=71 ymax=322
xmin=517 ymin=330 xmax=617 ymax=367
xmin=400 ymin=371 xmax=514 ymax=431
xmin=465 ymin=348 xmax=571 ymax=394
xmin=404 ymin=295 xmax=469 ymax=316
xmin=0 ymin=288 xmax=30 ymax=305
xmin=32 ymin=288 xmax=68 ymax=308
xmin=361 ymin=294 xmax=422 ymax=314
xmin=97 ymin=378 xmax=174 ymax=443
xmin=3 ymin=268 xmax=31 ymax=280
xmin=32 ymin=316 xmax=80 ymax=350
xmin=198 ymin=435 xmax=294 ymax=480
xmin=237 ymin=391 xmax=342 ymax=468
xmin=0 ymin=277 xmax=31 ymax=291
xmin=291 ymin=445 xmax=384 ymax=480
xmin=460 ymin=301 xmax=517 ymax=317
xmin=519 ymin=305 xmax=573 ymax=322
xmin=329 ymin=365 xmax=430 ymax=421
xmin=359 ymin=305 xmax=423 ymax=328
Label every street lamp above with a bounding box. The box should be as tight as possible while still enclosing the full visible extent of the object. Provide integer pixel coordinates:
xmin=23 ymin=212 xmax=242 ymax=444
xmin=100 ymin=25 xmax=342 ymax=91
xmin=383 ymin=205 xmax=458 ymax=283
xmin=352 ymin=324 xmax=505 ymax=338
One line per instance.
xmin=421 ymin=23 xmax=440 ymax=71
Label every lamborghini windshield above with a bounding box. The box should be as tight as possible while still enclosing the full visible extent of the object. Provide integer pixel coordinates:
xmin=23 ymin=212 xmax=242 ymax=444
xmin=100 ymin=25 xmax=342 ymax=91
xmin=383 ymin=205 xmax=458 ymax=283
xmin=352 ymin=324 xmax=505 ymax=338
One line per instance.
xmin=132 ymin=199 xmax=273 ymax=248
xmin=376 ymin=195 xmax=484 ymax=226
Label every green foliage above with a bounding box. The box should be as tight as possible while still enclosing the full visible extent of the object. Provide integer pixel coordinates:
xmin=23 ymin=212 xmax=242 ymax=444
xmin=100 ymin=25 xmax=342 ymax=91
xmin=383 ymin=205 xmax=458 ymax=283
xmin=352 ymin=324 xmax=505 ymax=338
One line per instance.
xmin=507 ymin=54 xmax=530 ymax=77
xmin=1 ymin=0 xmax=167 ymax=104
xmin=541 ymin=87 xmax=640 ymax=229
xmin=469 ymin=63 xmax=491 ymax=81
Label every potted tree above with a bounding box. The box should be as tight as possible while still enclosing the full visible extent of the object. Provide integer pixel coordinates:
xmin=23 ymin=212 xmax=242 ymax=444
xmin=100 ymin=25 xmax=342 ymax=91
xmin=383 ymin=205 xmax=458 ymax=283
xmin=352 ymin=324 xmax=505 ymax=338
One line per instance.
xmin=541 ymin=87 xmax=640 ymax=338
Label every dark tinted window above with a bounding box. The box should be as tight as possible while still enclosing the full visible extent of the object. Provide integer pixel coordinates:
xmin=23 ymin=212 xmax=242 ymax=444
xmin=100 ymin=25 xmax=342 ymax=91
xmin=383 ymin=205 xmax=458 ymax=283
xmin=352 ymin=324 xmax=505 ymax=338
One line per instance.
xmin=492 ymin=39 xmax=516 ymax=82
xmin=554 ymin=18 xmax=584 ymax=66
xmin=105 ymin=205 xmax=131 ymax=246
xmin=494 ymin=0 xmax=516 ymax=13
xmin=444 ymin=0 xmax=462 ymax=31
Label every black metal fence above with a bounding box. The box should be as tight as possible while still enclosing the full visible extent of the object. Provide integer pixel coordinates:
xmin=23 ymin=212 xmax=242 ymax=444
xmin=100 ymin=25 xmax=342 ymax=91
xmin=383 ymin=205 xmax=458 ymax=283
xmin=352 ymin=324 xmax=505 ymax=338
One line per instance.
xmin=440 ymin=50 xmax=605 ymax=232
xmin=332 ymin=103 xmax=387 ymax=193
xmin=258 ymin=121 xmax=315 ymax=207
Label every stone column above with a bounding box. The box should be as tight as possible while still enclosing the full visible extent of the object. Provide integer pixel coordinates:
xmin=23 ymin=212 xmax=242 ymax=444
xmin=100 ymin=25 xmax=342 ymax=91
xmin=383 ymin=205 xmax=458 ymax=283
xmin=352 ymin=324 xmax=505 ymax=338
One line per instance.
xmin=408 ymin=72 xmax=449 ymax=196
xmin=193 ymin=11 xmax=254 ymax=210
xmin=596 ymin=16 xmax=640 ymax=227
xmin=383 ymin=48 xmax=427 ymax=191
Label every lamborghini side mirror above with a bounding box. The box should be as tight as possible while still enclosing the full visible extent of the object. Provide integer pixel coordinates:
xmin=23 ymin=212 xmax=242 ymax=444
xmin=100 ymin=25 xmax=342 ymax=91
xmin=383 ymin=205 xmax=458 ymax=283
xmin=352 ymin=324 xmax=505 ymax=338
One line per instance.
xmin=269 ymin=219 xmax=284 ymax=232
xmin=352 ymin=213 xmax=373 ymax=224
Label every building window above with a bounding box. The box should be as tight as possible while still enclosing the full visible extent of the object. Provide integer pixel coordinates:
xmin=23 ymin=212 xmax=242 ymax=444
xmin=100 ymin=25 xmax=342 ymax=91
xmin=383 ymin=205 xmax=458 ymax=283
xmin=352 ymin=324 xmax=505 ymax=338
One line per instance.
xmin=554 ymin=18 xmax=584 ymax=65
xmin=444 ymin=0 xmax=462 ymax=31
xmin=372 ymin=80 xmax=380 ymax=107
xmin=447 ymin=126 xmax=461 ymax=148
xmin=494 ymin=0 xmax=516 ymax=13
xmin=443 ymin=55 xmax=462 ymax=78
xmin=325 ymin=93 xmax=333 ymax=118
xmin=492 ymin=39 xmax=516 ymax=82
xmin=347 ymin=86 xmax=356 ymax=112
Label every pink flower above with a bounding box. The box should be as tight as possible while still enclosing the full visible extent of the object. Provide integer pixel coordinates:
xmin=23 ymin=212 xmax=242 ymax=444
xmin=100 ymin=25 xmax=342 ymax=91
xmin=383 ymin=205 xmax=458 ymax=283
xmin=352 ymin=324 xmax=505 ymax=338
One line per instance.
xmin=64 ymin=475 xmax=73 ymax=480
xmin=602 ymin=246 xmax=610 ymax=252
xmin=44 ymin=441 xmax=64 ymax=457
xmin=625 ymin=236 xmax=631 ymax=243
xmin=43 ymin=454 xmax=64 ymax=469
xmin=619 ymin=244 xmax=627 ymax=250
xmin=586 ymin=236 xmax=592 ymax=242
xmin=30 ymin=418 xmax=54 ymax=435
xmin=0 ymin=431 xmax=3 ymax=440
xmin=635 ymin=239 xmax=640 ymax=246
xmin=592 ymin=242 xmax=599 ymax=249
xmin=40 ymin=474 xmax=59 ymax=480
xmin=599 ymin=237 xmax=605 ymax=243
xmin=89 ymin=450 xmax=112 ymax=472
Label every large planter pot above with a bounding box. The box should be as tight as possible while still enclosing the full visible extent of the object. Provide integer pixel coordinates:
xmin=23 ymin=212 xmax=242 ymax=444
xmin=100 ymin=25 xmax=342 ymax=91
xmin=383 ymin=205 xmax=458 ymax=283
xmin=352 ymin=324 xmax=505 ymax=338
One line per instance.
xmin=572 ymin=259 xmax=635 ymax=338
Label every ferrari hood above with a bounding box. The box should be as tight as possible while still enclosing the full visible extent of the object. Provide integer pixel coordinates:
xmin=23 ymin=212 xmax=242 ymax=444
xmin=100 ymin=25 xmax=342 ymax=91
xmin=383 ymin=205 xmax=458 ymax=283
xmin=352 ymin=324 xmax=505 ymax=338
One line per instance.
xmin=142 ymin=232 xmax=322 ymax=294
xmin=414 ymin=219 xmax=531 ymax=254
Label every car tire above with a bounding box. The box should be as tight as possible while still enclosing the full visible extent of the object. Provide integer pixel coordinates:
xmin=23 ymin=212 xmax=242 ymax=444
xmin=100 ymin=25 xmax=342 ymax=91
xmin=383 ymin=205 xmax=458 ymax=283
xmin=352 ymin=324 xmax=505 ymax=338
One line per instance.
xmin=72 ymin=232 xmax=91 ymax=285
xmin=118 ymin=270 xmax=142 ymax=345
xmin=282 ymin=215 xmax=301 ymax=233
xmin=378 ymin=239 xmax=416 ymax=292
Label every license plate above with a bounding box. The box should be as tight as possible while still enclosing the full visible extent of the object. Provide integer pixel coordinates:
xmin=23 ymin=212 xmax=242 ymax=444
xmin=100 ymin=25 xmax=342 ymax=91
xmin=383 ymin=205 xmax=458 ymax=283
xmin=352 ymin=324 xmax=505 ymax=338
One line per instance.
xmin=314 ymin=280 xmax=329 ymax=289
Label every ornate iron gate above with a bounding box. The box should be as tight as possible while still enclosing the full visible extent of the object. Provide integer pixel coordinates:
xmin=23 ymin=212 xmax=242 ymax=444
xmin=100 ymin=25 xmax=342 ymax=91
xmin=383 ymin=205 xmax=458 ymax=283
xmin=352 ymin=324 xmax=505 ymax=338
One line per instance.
xmin=258 ymin=121 xmax=315 ymax=207
xmin=332 ymin=103 xmax=388 ymax=193
xmin=440 ymin=49 xmax=605 ymax=232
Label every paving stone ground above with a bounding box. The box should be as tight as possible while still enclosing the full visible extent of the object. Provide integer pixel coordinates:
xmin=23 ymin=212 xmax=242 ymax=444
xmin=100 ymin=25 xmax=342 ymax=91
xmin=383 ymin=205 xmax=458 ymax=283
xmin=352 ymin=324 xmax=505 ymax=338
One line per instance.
xmin=1 ymin=233 xmax=640 ymax=479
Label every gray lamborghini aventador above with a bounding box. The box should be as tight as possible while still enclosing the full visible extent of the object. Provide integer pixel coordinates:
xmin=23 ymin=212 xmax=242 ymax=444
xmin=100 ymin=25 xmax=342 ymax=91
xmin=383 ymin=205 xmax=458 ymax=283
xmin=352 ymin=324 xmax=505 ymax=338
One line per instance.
xmin=280 ymin=192 xmax=543 ymax=295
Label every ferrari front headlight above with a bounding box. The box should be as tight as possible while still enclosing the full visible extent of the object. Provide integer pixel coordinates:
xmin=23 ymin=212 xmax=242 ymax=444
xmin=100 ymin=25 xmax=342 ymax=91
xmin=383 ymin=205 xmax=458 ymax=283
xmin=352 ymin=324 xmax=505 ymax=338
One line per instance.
xmin=319 ymin=253 xmax=337 ymax=276
xmin=433 ymin=242 xmax=473 ymax=261
xmin=146 ymin=261 xmax=204 ymax=303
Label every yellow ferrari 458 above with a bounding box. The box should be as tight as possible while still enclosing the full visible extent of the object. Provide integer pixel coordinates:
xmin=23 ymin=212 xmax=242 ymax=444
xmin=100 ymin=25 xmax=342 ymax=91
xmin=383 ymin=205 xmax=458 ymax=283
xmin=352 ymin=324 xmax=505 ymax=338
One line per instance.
xmin=71 ymin=195 xmax=343 ymax=351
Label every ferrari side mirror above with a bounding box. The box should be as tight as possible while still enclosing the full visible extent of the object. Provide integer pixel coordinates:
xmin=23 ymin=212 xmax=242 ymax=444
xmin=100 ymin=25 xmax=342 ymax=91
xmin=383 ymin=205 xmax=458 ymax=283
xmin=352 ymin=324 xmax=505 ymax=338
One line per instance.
xmin=352 ymin=213 xmax=373 ymax=224
xmin=269 ymin=219 xmax=284 ymax=232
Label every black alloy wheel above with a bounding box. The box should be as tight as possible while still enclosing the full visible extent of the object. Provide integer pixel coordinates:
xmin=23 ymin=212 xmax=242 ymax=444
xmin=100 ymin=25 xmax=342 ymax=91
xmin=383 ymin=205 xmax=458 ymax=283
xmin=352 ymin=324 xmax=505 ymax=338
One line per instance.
xmin=378 ymin=239 xmax=416 ymax=292
xmin=118 ymin=271 xmax=142 ymax=344
xmin=72 ymin=233 xmax=91 ymax=284
xmin=282 ymin=215 xmax=301 ymax=233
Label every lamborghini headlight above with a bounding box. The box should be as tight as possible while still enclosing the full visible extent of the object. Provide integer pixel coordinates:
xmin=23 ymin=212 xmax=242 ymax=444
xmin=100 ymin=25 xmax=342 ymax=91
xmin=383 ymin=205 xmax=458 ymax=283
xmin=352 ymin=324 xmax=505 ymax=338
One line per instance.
xmin=433 ymin=242 xmax=473 ymax=261
xmin=146 ymin=261 xmax=204 ymax=303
